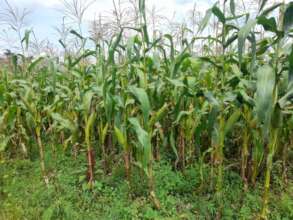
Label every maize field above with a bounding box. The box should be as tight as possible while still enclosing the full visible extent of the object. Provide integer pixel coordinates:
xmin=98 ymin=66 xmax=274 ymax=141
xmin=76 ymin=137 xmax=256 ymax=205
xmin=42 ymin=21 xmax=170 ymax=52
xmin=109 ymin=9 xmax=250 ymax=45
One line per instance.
xmin=1 ymin=0 xmax=293 ymax=219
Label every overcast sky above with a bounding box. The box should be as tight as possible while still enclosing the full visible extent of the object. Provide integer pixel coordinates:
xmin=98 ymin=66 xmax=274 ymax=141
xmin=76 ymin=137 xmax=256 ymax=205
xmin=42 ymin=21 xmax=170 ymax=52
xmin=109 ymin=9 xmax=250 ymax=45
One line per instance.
xmin=0 ymin=0 xmax=213 ymax=51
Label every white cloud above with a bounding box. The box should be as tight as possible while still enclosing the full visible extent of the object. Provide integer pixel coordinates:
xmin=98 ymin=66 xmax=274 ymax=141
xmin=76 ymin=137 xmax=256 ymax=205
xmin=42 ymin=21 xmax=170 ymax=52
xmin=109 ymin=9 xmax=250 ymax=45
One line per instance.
xmin=37 ymin=0 xmax=60 ymax=7
xmin=4 ymin=0 xmax=60 ymax=7
xmin=81 ymin=0 xmax=210 ymax=23
xmin=147 ymin=0 xmax=209 ymax=18
xmin=3 ymin=0 xmax=210 ymax=21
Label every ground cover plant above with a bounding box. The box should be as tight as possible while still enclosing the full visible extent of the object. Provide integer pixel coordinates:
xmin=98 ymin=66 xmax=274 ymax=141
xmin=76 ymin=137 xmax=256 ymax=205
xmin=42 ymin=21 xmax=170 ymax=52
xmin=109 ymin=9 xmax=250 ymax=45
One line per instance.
xmin=0 ymin=0 xmax=293 ymax=219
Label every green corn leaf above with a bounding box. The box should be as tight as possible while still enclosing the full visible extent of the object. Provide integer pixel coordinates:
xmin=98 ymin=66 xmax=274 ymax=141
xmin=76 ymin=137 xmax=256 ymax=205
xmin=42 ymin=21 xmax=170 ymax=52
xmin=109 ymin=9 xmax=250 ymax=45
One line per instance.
xmin=129 ymin=86 xmax=151 ymax=124
xmin=70 ymin=50 xmax=96 ymax=68
xmin=169 ymin=130 xmax=179 ymax=164
xmin=171 ymin=52 xmax=191 ymax=78
xmin=129 ymin=117 xmax=151 ymax=169
xmin=166 ymin=78 xmax=186 ymax=88
xmin=85 ymin=112 xmax=97 ymax=148
xmin=252 ymin=130 xmax=264 ymax=165
xmin=142 ymin=24 xmax=150 ymax=46
xmin=247 ymin=33 xmax=256 ymax=72
xmin=148 ymin=103 xmax=169 ymax=129
xmin=212 ymin=5 xmax=225 ymax=24
xmin=101 ymin=123 xmax=109 ymax=144
xmin=20 ymin=93 xmax=37 ymax=117
xmin=70 ymin=29 xmax=84 ymax=40
xmin=86 ymin=112 xmax=96 ymax=137
xmin=226 ymin=13 xmax=248 ymax=21
xmin=230 ymin=0 xmax=236 ymax=16
xmin=83 ymin=91 xmax=94 ymax=115
xmin=138 ymin=0 xmax=149 ymax=46
xmin=108 ymin=29 xmax=123 ymax=65
xmin=258 ymin=0 xmax=268 ymax=13
xmin=278 ymin=83 xmax=293 ymax=109
xmin=224 ymin=109 xmax=241 ymax=135
xmin=224 ymin=33 xmax=238 ymax=48
xmin=114 ymin=126 xmax=128 ymax=151
xmin=238 ymin=90 xmax=255 ymax=107
xmin=139 ymin=0 xmax=146 ymax=19
xmin=259 ymin=3 xmax=282 ymax=17
xmin=204 ymin=91 xmax=220 ymax=108
xmin=271 ymin=104 xmax=282 ymax=129
xmin=21 ymin=29 xmax=32 ymax=50
xmin=283 ymin=2 xmax=293 ymax=33
xmin=126 ymin=36 xmax=136 ymax=59
xmin=28 ymin=57 xmax=44 ymax=73
xmin=255 ymin=65 xmax=275 ymax=137
xmin=51 ymin=113 xmax=76 ymax=132
xmin=257 ymin=16 xmax=277 ymax=33
xmin=164 ymin=34 xmax=175 ymax=61
xmin=11 ymin=54 xmax=18 ymax=73
xmin=238 ymin=19 xmax=256 ymax=65
xmin=198 ymin=7 xmax=212 ymax=34
xmin=58 ymin=39 xmax=66 ymax=49
xmin=173 ymin=110 xmax=192 ymax=125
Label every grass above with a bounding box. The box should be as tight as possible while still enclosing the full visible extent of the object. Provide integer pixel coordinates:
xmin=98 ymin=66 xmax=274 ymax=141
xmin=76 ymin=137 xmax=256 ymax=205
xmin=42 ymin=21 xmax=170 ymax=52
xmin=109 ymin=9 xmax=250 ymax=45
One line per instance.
xmin=1 ymin=149 xmax=292 ymax=220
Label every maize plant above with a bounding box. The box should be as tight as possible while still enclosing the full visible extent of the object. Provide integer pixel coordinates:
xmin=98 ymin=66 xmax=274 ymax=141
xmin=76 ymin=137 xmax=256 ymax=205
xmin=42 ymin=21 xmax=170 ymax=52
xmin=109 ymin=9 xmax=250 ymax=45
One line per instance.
xmin=17 ymin=82 xmax=49 ymax=185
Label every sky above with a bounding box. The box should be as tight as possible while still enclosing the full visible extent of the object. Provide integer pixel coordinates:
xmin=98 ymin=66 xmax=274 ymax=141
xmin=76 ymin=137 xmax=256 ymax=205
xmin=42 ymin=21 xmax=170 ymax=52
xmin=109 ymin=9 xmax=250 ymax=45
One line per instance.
xmin=0 ymin=0 xmax=213 ymax=53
